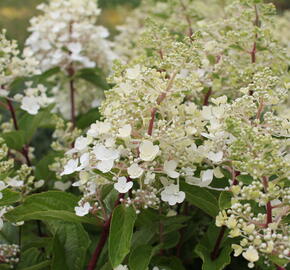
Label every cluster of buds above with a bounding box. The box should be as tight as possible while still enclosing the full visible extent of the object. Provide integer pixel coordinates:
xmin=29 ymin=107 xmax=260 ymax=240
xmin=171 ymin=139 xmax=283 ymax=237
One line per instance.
xmin=217 ymin=181 xmax=290 ymax=268
xmin=0 ymin=244 xmax=20 ymax=267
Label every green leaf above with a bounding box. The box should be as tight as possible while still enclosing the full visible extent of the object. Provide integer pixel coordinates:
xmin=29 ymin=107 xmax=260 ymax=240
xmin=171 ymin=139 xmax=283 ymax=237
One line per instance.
xmin=131 ymin=226 xmax=155 ymax=250
xmin=5 ymin=191 xmax=99 ymax=225
xmin=109 ymin=205 xmax=137 ymax=267
xmin=1 ymin=130 xmax=25 ymax=151
xmin=151 ymin=256 xmax=186 ymax=270
xmin=0 ymin=189 xmax=21 ymax=206
xmin=51 ymin=234 xmax=69 ymax=270
xmin=162 ymin=230 xmax=180 ymax=249
xmin=22 ymin=261 xmax=51 ymax=270
xmin=0 ymin=222 xmax=19 ymax=244
xmin=77 ymin=68 xmax=110 ymax=90
xmin=16 ymin=247 xmax=46 ymax=269
xmin=129 ymin=244 xmax=153 ymax=270
xmin=76 ymin=108 xmax=101 ymax=129
xmin=19 ymin=105 xmax=54 ymax=143
xmin=195 ymin=225 xmax=233 ymax=270
xmin=180 ymin=182 xmax=219 ymax=217
xmin=236 ymin=175 xmax=253 ymax=185
xmin=50 ymin=221 xmax=90 ymax=270
xmin=218 ymin=191 xmax=232 ymax=210
xmin=268 ymin=254 xmax=289 ymax=267
xmin=35 ymin=151 xmax=61 ymax=181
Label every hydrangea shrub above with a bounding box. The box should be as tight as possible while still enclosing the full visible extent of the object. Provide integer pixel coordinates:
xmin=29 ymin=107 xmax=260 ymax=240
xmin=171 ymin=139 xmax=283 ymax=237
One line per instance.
xmin=0 ymin=0 xmax=289 ymax=269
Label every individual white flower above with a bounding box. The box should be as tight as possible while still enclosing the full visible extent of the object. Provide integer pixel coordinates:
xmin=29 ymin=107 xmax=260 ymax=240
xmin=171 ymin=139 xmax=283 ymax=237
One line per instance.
xmin=144 ymin=172 xmax=155 ymax=184
xmin=126 ymin=65 xmax=141 ymax=80
xmin=114 ymin=177 xmax=133 ymax=193
xmin=164 ymin=160 xmax=180 ymax=178
xmin=61 ymin=159 xmax=79 ymax=176
xmin=232 ymin=244 xmax=243 ymax=257
xmin=93 ymin=144 xmax=119 ymax=173
xmin=93 ymin=144 xmax=119 ymax=161
xmin=118 ymin=124 xmax=132 ymax=138
xmin=161 ymin=184 xmax=185 ymax=206
xmin=7 ymin=178 xmax=24 ymax=188
xmin=75 ymin=202 xmax=91 ymax=217
xmin=77 ymin=153 xmax=90 ymax=171
xmin=114 ymin=265 xmax=128 ymax=270
xmin=34 ymin=180 xmax=45 ymax=189
xmin=207 ymin=151 xmax=223 ymax=163
xmin=139 ymin=140 xmax=159 ymax=161
xmin=67 ymin=42 xmax=82 ymax=55
xmin=74 ymin=136 xmax=91 ymax=151
xmin=96 ymin=159 xmax=114 ymax=173
xmin=200 ymin=169 xmax=214 ymax=187
xmin=87 ymin=122 xmax=111 ymax=137
xmin=20 ymin=96 xmax=40 ymax=115
xmin=0 ymin=181 xmax=6 ymax=199
xmin=213 ymin=167 xmax=224 ymax=178
xmin=54 ymin=181 xmax=71 ymax=191
xmin=242 ymin=246 xmax=259 ymax=262
xmin=127 ymin=163 xmax=144 ymax=179
xmin=0 ymin=181 xmax=6 ymax=191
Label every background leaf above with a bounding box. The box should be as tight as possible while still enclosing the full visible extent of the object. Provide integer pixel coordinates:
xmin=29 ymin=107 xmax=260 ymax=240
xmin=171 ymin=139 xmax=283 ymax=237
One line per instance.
xmin=0 ymin=189 xmax=21 ymax=207
xmin=195 ymin=225 xmax=233 ymax=270
xmin=109 ymin=205 xmax=137 ymax=267
xmin=180 ymin=182 xmax=219 ymax=217
xmin=5 ymin=191 xmax=99 ymax=225
xmin=129 ymin=244 xmax=153 ymax=270
xmin=50 ymin=221 xmax=91 ymax=270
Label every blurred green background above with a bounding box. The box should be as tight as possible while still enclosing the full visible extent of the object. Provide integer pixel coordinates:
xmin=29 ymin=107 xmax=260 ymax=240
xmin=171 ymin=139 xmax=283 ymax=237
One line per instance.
xmin=0 ymin=0 xmax=289 ymax=47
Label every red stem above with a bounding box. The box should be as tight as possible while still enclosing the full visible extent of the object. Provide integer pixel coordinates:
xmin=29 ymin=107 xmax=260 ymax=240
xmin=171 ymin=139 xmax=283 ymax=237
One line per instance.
xmin=262 ymin=176 xmax=272 ymax=225
xmin=203 ymin=88 xmax=212 ymax=106
xmin=148 ymin=108 xmax=157 ymax=136
xmin=67 ymin=66 xmax=76 ymax=128
xmin=87 ymin=194 xmax=124 ymax=270
xmin=275 ymin=265 xmax=286 ymax=270
xmin=6 ymin=99 xmax=19 ymax=130
xmin=211 ymin=226 xmax=226 ymax=260
xmin=6 ymin=99 xmax=31 ymax=166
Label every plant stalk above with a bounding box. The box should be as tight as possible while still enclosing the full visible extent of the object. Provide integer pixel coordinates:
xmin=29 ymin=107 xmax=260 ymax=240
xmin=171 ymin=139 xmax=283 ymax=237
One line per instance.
xmin=210 ymin=226 xmax=226 ymax=260
xmin=87 ymin=194 xmax=124 ymax=270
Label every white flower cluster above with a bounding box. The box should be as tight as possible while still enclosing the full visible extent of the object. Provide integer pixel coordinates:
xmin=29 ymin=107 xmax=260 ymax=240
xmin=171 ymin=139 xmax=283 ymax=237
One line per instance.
xmin=0 ymin=30 xmax=39 ymax=87
xmin=24 ymin=0 xmax=116 ymax=72
xmin=0 ymin=31 xmax=52 ymax=116
xmin=13 ymin=83 xmax=54 ymax=115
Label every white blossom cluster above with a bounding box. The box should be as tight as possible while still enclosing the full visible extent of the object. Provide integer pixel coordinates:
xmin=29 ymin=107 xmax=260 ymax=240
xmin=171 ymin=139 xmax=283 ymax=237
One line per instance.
xmin=0 ymin=30 xmax=39 ymax=87
xmin=0 ymin=31 xmax=52 ymax=115
xmin=24 ymin=0 xmax=116 ymax=72
xmin=59 ymin=0 xmax=290 ymax=268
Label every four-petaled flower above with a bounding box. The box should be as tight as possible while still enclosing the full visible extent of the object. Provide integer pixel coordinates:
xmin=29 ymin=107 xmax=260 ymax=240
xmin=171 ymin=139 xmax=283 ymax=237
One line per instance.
xmin=139 ymin=140 xmax=159 ymax=161
xmin=114 ymin=177 xmax=133 ymax=193
xmin=164 ymin=160 xmax=180 ymax=178
xmin=75 ymin=202 xmax=91 ymax=217
xmin=161 ymin=184 xmax=185 ymax=205
xmin=127 ymin=163 xmax=144 ymax=179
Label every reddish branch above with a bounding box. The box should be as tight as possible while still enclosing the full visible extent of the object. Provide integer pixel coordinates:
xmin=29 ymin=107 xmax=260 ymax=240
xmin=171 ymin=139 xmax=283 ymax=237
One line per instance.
xmin=249 ymin=5 xmax=259 ymax=96
xmin=179 ymin=0 xmax=194 ymax=39
xmin=87 ymin=193 xmax=125 ymax=270
xmin=67 ymin=65 xmax=76 ymax=128
xmin=203 ymin=88 xmax=212 ymax=106
xmin=262 ymin=176 xmax=272 ymax=225
xmin=275 ymin=265 xmax=286 ymax=270
xmin=6 ymin=99 xmax=31 ymax=166
xmin=210 ymin=226 xmax=226 ymax=260
xmin=147 ymin=72 xmax=177 ymax=135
